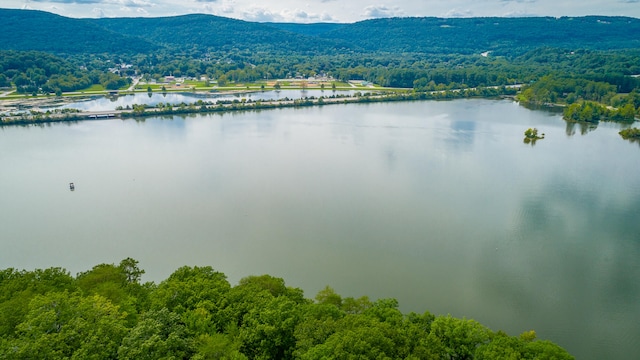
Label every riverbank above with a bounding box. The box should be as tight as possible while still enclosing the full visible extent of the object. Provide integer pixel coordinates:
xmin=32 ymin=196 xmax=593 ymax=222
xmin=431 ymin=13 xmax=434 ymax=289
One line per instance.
xmin=0 ymin=87 xmax=516 ymax=126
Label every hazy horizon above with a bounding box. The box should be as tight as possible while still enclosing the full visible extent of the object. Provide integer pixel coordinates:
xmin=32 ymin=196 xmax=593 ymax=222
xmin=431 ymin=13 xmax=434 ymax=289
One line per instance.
xmin=5 ymin=0 xmax=640 ymax=24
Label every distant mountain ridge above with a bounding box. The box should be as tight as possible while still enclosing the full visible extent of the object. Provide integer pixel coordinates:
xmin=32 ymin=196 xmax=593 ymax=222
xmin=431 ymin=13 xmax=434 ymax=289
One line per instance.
xmin=93 ymin=14 xmax=349 ymax=53
xmin=0 ymin=9 xmax=158 ymax=54
xmin=1 ymin=8 xmax=640 ymax=55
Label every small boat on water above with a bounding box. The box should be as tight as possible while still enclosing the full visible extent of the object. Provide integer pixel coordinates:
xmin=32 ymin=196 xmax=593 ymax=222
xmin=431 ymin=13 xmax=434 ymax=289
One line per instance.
xmin=69 ymin=182 xmax=75 ymax=191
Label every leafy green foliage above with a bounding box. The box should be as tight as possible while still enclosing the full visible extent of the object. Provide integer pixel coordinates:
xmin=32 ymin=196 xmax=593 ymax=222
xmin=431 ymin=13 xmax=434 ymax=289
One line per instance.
xmin=0 ymin=260 xmax=575 ymax=359
xmin=563 ymin=101 xmax=636 ymax=123
xmin=6 ymin=291 xmax=128 ymax=360
xmin=118 ymin=308 xmax=194 ymax=360
xmin=0 ymin=50 xmax=132 ymax=94
xmin=619 ymin=127 xmax=640 ymax=142
xmin=524 ymin=128 xmax=545 ymax=145
xmin=0 ymin=267 xmax=75 ymax=337
xmin=239 ymin=296 xmax=301 ymax=359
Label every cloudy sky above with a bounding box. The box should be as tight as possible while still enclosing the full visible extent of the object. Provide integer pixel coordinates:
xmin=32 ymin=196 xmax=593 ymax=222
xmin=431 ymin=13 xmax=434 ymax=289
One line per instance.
xmin=5 ymin=0 xmax=640 ymax=23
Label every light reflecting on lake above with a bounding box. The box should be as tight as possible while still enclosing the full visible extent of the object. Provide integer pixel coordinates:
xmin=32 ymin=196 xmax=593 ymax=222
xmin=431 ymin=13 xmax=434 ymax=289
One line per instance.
xmin=59 ymin=89 xmax=364 ymax=112
xmin=1 ymin=99 xmax=639 ymax=360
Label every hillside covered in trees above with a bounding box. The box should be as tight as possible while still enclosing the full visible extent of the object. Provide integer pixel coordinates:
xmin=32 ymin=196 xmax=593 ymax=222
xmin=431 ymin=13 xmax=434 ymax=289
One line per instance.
xmin=1 ymin=9 xmax=640 ymax=56
xmin=0 ymin=260 xmax=574 ymax=359
xmin=0 ymin=9 xmax=157 ymax=54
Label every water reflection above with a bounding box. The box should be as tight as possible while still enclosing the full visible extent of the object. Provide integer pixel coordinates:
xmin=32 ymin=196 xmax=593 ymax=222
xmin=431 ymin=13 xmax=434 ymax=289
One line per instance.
xmin=60 ymin=90 xmax=365 ymax=112
xmin=477 ymin=180 xmax=640 ymax=360
xmin=218 ymin=110 xmax=277 ymax=137
xmin=445 ymin=120 xmax=476 ymax=150
xmin=565 ymin=120 xmax=598 ymax=136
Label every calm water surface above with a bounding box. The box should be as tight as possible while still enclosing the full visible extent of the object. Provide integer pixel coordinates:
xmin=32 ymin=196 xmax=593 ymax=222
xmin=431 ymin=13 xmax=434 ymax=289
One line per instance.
xmin=1 ymin=99 xmax=639 ymax=359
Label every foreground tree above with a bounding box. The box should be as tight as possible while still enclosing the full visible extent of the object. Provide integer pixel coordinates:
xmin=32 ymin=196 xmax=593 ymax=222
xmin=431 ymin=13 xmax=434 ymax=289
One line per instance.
xmin=5 ymin=291 xmax=127 ymax=359
xmin=118 ymin=308 xmax=194 ymax=360
xmin=0 ymin=260 xmax=574 ymax=359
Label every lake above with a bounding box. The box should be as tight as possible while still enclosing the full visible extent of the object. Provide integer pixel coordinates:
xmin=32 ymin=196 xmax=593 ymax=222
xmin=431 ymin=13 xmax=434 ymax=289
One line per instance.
xmin=1 ymin=98 xmax=638 ymax=359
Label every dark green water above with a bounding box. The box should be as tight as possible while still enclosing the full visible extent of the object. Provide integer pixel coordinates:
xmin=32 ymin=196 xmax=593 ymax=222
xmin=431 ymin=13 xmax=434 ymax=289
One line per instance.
xmin=1 ymin=99 xmax=639 ymax=359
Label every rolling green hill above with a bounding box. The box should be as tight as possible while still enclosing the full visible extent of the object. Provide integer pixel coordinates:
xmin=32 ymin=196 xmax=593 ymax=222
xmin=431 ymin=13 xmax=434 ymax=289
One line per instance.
xmin=0 ymin=9 xmax=158 ymax=54
xmin=316 ymin=16 xmax=640 ymax=55
xmin=93 ymin=14 xmax=348 ymax=53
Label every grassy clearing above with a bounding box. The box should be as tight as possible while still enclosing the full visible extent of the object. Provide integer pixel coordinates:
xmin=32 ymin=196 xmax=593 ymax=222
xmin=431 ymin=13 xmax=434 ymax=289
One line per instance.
xmin=78 ymin=84 xmax=106 ymax=92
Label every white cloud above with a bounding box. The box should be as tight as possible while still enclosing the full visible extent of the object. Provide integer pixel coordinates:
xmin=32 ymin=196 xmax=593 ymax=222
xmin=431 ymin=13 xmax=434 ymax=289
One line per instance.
xmin=239 ymin=5 xmax=335 ymax=23
xmin=242 ymin=7 xmax=282 ymax=22
xmin=281 ymin=8 xmax=336 ymax=22
xmin=92 ymin=7 xmax=106 ymax=17
xmin=117 ymin=0 xmax=154 ymax=7
xmin=445 ymin=8 xmax=474 ymax=18
xmin=363 ymin=4 xmax=403 ymax=19
xmin=292 ymin=9 xmax=309 ymax=19
xmin=502 ymin=10 xmax=538 ymax=17
xmin=320 ymin=12 xmax=334 ymax=21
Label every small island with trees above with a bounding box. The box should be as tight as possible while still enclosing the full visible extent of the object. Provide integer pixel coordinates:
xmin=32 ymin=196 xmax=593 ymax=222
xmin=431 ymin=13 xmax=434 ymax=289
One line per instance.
xmin=524 ymin=128 xmax=545 ymax=144
xmin=619 ymin=127 xmax=640 ymax=142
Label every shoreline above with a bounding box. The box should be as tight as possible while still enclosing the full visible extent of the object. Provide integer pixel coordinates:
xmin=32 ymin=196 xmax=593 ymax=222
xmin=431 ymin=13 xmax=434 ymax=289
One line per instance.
xmin=0 ymin=88 xmax=517 ymax=126
xmin=0 ymin=85 xmax=386 ymax=111
xmin=0 ymin=88 xmax=274 ymax=113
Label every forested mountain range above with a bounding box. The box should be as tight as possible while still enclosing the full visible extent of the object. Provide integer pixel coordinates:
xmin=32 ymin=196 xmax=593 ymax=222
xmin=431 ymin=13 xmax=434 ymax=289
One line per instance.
xmin=305 ymin=16 xmax=640 ymax=55
xmin=0 ymin=9 xmax=157 ymax=54
xmin=93 ymin=14 xmax=351 ymax=54
xmin=1 ymin=8 xmax=640 ymax=56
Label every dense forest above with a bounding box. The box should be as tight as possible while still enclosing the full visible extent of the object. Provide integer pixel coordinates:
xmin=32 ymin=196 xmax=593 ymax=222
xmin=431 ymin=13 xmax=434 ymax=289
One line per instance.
xmin=0 ymin=9 xmax=157 ymax=54
xmin=0 ymin=259 xmax=574 ymax=359
xmin=0 ymin=50 xmax=129 ymax=94
xmin=3 ymin=10 xmax=640 ymax=56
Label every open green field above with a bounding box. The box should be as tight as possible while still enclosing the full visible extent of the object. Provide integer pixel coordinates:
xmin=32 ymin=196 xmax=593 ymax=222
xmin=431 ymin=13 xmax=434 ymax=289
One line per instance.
xmin=79 ymin=84 xmax=106 ymax=92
